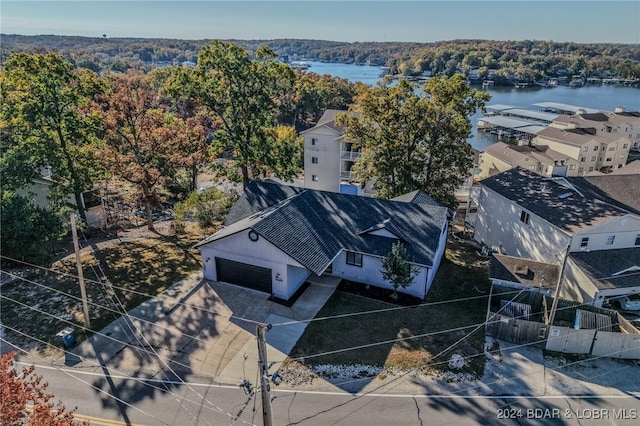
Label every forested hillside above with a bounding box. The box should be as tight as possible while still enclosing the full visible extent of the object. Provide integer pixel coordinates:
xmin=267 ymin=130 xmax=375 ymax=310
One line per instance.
xmin=2 ymin=35 xmax=639 ymax=81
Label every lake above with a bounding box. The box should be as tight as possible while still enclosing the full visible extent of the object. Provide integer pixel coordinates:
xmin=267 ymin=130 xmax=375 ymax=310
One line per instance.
xmin=302 ymin=61 xmax=640 ymax=151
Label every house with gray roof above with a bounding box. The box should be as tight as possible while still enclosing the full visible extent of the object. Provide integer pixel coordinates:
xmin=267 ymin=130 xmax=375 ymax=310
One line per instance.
xmin=469 ymin=167 xmax=640 ymax=307
xmin=196 ymin=181 xmax=449 ymax=301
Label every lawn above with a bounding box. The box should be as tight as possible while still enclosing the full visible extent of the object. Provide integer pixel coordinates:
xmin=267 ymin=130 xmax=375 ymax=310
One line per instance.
xmin=0 ymin=224 xmax=203 ymax=357
xmin=288 ymin=229 xmax=491 ymax=377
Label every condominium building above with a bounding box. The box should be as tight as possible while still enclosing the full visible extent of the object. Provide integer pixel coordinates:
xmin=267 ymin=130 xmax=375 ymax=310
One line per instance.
xmin=302 ymin=109 xmax=371 ymax=195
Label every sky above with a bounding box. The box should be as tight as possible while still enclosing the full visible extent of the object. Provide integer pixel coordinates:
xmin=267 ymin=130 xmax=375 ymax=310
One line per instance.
xmin=1 ymin=1 xmax=639 ymax=44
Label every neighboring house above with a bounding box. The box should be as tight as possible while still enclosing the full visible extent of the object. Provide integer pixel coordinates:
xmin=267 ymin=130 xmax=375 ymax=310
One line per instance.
xmin=17 ymin=169 xmax=104 ymax=228
xmin=469 ymin=167 xmax=640 ymax=307
xmin=490 ymin=253 xmax=560 ymax=293
xmin=302 ymin=109 xmax=372 ymax=195
xmin=196 ymin=181 xmax=450 ymax=301
xmin=533 ymin=126 xmax=632 ymax=175
xmin=477 ymin=142 xmax=580 ymax=179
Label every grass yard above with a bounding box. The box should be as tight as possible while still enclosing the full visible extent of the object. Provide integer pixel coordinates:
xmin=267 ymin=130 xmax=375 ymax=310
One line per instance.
xmin=288 ymin=230 xmax=492 ymax=377
xmin=0 ymin=224 xmax=203 ymax=357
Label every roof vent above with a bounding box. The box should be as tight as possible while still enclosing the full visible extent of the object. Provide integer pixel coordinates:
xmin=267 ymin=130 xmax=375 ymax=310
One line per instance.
xmin=514 ymin=264 xmax=528 ymax=275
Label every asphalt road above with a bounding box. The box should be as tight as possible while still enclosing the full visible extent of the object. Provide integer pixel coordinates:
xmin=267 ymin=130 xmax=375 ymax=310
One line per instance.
xmin=21 ymin=362 xmax=640 ymax=426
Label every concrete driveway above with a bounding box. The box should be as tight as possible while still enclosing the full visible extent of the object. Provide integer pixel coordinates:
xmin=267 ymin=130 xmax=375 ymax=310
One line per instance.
xmin=62 ymin=272 xmax=340 ymax=386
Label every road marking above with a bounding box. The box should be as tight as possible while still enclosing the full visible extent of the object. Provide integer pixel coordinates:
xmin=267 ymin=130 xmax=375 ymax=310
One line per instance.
xmin=17 ymin=362 xmax=640 ymax=400
xmin=25 ymin=404 xmax=145 ymax=426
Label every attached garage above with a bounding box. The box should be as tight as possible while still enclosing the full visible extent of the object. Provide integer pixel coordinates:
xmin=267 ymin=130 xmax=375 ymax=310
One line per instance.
xmin=215 ymin=257 xmax=272 ymax=294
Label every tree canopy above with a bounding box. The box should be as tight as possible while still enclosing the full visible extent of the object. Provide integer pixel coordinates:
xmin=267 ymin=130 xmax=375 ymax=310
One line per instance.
xmin=0 ymin=52 xmax=104 ymax=221
xmin=339 ymin=74 xmax=489 ymax=208
xmin=381 ymin=241 xmax=418 ymax=299
xmin=194 ymin=40 xmax=300 ymax=188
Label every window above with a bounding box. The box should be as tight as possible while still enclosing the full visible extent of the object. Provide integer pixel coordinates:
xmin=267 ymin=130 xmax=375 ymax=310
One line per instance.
xmin=608 ymin=146 xmax=615 ymax=151
xmin=578 ymin=167 xmax=584 ymax=173
xmin=528 ymin=165 xmax=535 ymax=170
xmin=580 ymin=157 xmax=586 ymax=162
xmin=582 ymin=146 xmax=589 ymax=152
xmin=623 ymin=143 xmax=628 ymax=149
xmin=311 ymin=138 xmax=317 ymax=146
xmin=346 ymin=251 xmax=363 ymax=267
xmin=580 ymin=237 xmax=589 ymax=248
xmin=593 ymin=146 xmax=599 ymax=151
xmin=520 ymin=210 xmax=530 ymax=225
xmin=591 ymin=156 xmax=596 ymax=162
xmin=588 ymin=166 xmax=594 ymax=172
xmin=606 ymin=157 xmax=612 ymax=162
xmin=312 ymin=175 xmax=319 ymax=181
xmin=569 ymin=164 xmax=576 ymax=170
xmin=311 ymin=157 xmax=318 ymax=164
xmin=635 ymin=234 xmax=640 ymax=246
xmin=606 ymin=235 xmax=615 ymax=245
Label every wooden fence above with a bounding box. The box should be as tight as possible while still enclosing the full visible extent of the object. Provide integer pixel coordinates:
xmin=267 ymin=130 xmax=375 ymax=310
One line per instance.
xmin=487 ymin=283 xmax=640 ymax=359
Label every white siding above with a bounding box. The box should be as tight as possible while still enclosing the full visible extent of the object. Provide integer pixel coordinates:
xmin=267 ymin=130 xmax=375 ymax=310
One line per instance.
xmin=571 ymin=215 xmax=640 ymax=252
xmin=286 ymin=265 xmax=312 ymax=299
xmin=560 ymin=258 xmax=599 ymax=305
xmin=428 ymin=221 xmax=449 ymax=292
xmin=331 ymin=251 xmax=429 ymax=298
xmin=199 ymin=229 xmax=306 ymax=300
xmin=474 ymin=187 xmax=571 ymax=263
xmin=303 ymin=127 xmax=341 ymax=192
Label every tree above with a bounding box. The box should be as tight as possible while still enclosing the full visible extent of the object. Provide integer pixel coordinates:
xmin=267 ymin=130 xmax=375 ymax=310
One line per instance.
xmin=152 ymin=66 xmax=212 ymax=195
xmin=0 ymin=352 xmax=88 ymax=426
xmin=0 ymin=52 xmax=104 ymax=222
xmin=338 ymin=74 xmax=489 ymax=208
xmin=0 ymin=192 xmax=65 ymax=263
xmin=98 ymin=73 xmax=183 ymax=231
xmin=194 ymin=40 xmax=298 ymax=188
xmin=381 ymin=242 xmax=419 ymax=299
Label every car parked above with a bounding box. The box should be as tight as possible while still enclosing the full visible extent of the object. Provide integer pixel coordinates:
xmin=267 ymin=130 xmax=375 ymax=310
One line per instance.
xmin=604 ymin=295 xmax=640 ymax=311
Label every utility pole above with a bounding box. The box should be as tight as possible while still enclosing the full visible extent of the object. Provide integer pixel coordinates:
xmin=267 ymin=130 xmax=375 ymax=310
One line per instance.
xmin=256 ymin=323 xmax=273 ymax=426
xmin=70 ymin=213 xmax=91 ymax=329
xmin=547 ymin=244 xmax=571 ymax=332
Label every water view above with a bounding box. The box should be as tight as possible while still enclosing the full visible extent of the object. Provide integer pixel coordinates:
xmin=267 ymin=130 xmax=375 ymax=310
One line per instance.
xmin=303 ymin=61 xmax=640 ymax=151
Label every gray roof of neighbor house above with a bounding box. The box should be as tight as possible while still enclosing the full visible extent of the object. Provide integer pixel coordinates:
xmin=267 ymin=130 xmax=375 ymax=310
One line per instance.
xmin=198 ymin=181 xmax=449 ymax=275
xmin=479 ymin=167 xmax=637 ymax=234
xmin=490 ymin=253 xmax=560 ymax=289
xmin=569 ymin=248 xmax=640 ymax=290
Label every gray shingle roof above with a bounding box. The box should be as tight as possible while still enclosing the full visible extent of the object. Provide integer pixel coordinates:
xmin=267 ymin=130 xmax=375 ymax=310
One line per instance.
xmin=480 ymin=167 xmax=634 ymax=234
xmin=199 ymin=182 xmax=449 ymax=275
xmin=223 ymin=180 xmax=305 ymax=226
xmin=569 ymin=248 xmax=640 ymax=290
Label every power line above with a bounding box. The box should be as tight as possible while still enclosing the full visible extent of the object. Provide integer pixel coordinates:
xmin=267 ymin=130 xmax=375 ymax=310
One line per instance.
xmin=0 ymin=329 xmax=253 ymax=426
xmin=0 ymin=270 xmax=260 ymax=363
xmin=0 ymin=335 xmax=171 ymax=425
xmin=1 ymin=255 xmax=264 ymax=327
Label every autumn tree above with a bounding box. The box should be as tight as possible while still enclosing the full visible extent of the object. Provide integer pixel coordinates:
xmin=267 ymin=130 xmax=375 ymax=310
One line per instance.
xmin=1 ymin=352 xmax=88 ymax=426
xmin=338 ymin=74 xmax=489 ymax=208
xmin=0 ymin=52 xmax=105 ymax=222
xmin=151 ymin=66 xmax=211 ymax=194
xmin=98 ymin=73 xmax=183 ymax=230
xmin=381 ymin=242 xmax=419 ymax=300
xmin=194 ymin=40 xmax=298 ymax=188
